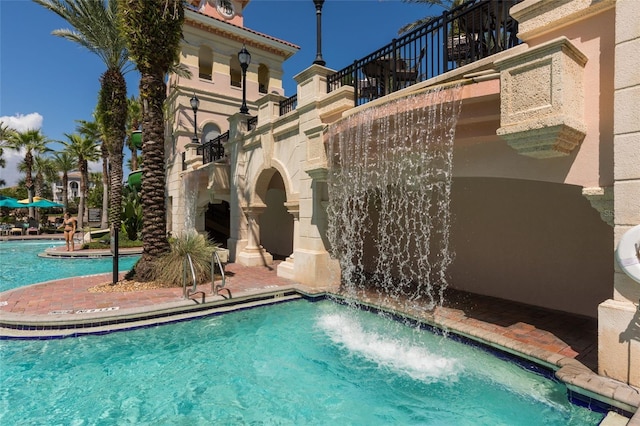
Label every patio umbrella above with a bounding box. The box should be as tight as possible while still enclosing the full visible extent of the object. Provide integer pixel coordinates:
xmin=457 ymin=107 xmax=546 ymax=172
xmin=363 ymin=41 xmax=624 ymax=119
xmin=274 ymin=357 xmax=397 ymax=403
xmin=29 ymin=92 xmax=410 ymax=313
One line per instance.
xmin=27 ymin=199 xmax=64 ymax=208
xmin=18 ymin=196 xmax=63 ymax=208
xmin=0 ymin=198 xmax=25 ymax=208
xmin=18 ymin=196 xmax=45 ymax=204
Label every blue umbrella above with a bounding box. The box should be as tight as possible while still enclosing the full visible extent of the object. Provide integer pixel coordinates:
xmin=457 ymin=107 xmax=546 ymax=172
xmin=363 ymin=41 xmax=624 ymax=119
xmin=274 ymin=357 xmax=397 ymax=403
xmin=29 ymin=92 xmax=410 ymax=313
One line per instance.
xmin=0 ymin=197 xmax=25 ymax=208
xmin=27 ymin=199 xmax=64 ymax=208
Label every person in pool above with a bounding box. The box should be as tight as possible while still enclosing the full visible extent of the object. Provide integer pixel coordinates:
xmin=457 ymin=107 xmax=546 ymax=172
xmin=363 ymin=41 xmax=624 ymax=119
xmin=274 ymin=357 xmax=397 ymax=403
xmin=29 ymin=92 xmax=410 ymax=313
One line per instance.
xmin=61 ymin=212 xmax=77 ymax=251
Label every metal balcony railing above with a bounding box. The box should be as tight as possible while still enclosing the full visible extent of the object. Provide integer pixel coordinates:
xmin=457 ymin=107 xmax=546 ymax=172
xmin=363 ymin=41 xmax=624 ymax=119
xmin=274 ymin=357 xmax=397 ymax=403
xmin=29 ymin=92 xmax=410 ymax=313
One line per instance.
xmin=326 ymin=0 xmax=521 ymax=107
xmin=279 ymin=94 xmax=297 ymax=116
xmin=198 ymin=131 xmax=229 ymax=165
xmin=247 ymin=115 xmax=258 ymax=131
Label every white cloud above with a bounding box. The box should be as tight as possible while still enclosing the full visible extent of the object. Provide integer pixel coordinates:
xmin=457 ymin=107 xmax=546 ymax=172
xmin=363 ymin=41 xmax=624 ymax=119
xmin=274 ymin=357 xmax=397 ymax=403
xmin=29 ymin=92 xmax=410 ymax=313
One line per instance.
xmin=0 ymin=113 xmax=44 ymax=187
xmin=0 ymin=112 xmax=43 ymax=133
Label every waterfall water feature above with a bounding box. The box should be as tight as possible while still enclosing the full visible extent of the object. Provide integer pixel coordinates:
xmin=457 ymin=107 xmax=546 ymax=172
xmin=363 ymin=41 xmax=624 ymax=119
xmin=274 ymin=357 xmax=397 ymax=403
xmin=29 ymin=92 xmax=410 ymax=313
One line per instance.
xmin=183 ymin=172 xmax=197 ymax=233
xmin=326 ymin=86 xmax=463 ymax=311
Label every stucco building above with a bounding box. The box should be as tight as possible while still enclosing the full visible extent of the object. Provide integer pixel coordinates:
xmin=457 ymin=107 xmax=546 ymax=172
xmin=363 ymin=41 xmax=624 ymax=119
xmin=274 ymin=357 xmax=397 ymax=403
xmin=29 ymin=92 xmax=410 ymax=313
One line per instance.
xmin=165 ymin=0 xmax=639 ymax=390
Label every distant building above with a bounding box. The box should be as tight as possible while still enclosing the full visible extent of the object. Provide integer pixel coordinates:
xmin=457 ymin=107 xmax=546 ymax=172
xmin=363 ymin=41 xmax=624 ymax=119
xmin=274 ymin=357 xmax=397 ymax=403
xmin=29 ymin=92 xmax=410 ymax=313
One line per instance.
xmin=51 ymin=171 xmax=82 ymax=204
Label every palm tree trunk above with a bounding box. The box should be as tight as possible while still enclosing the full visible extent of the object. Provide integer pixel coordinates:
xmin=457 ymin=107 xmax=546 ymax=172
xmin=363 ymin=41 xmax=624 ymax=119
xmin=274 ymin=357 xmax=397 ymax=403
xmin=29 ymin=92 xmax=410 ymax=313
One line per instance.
xmin=135 ymin=72 xmax=170 ymax=279
xmin=62 ymin=173 xmax=69 ymax=215
xmin=101 ymin=144 xmax=109 ymax=229
xmin=100 ymin=68 xmax=127 ymax=244
xmin=83 ymin=159 xmax=90 ymax=225
xmin=25 ymin=151 xmax=35 ymax=219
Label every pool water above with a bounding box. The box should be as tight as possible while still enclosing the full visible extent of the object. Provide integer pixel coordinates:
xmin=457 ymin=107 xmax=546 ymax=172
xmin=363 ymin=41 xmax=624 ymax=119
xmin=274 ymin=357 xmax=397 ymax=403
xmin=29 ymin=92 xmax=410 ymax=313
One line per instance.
xmin=0 ymin=240 xmax=139 ymax=292
xmin=0 ymin=300 xmax=603 ymax=425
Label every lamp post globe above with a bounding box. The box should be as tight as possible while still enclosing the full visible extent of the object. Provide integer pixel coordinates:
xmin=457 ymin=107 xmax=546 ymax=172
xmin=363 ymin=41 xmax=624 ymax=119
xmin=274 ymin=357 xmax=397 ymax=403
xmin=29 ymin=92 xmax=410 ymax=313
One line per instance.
xmin=238 ymin=45 xmax=251 ymax=114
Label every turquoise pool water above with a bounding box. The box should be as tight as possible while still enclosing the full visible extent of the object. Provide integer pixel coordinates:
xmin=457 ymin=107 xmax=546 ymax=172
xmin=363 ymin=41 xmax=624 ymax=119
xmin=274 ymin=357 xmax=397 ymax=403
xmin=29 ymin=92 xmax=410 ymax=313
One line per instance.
xmin=0 ymin=300 xmax=604 ymax=424
xmin=0 ymin=240 xmax=139 ymax=292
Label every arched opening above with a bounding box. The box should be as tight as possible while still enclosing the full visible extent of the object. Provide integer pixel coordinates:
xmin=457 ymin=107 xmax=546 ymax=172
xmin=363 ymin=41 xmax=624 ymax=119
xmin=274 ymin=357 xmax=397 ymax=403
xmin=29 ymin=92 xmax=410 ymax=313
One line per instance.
xmin=258 ymin=63 xmax=269 ymax=94
xmin=205 ymin=200 xmax=230 ymax=248
xmin=448 ymin=177 xmax=612 ymax=318
xmin=259 ymin=172 xmax=293 ymax=260
xmin=198 ymin=46 xmax=213 ymax=80
xmin=202 ymin=122 xmax=221 ymax=144
xmin=69 ymin=181 xmax=79 ymax=199
xmin=230 ymin=55 xmax=241 ymax=88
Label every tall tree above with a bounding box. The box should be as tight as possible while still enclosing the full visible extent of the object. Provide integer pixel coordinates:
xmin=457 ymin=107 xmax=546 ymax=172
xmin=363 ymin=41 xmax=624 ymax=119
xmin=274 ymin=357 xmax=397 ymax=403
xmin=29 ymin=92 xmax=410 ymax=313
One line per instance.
xmin=118 ymin=0 xmax=184 ymax=280
xmin=62 ymin=132 xmax=100 ymax=229
xmin=52 ymin=150 xmax=75 ymax=214
xmin=0 ymin=123 xmax=10 ymax=187
xmin=77 ymin=118 xmax=109 ymax=228
xmin=127 ymin=95 xmax=142 ymax=171
xmin=4 ymin=129 xmax=50 ymax=218
xmin=34 ymin=0 xmax=130 ymax=239
xmin=398 ymin=0 xmax=463 ymax=34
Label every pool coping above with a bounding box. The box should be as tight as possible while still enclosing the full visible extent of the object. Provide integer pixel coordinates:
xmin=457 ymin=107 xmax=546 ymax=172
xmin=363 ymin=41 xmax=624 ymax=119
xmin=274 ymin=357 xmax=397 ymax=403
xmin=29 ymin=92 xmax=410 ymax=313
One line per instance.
xmin=1 ymin=285 xmax=638 ymax=421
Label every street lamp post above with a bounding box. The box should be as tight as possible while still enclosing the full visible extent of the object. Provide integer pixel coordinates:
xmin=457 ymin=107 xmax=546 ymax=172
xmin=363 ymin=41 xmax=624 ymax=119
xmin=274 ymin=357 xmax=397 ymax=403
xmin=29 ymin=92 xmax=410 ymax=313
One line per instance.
xmin=190 ymin=94 xmax=200 ymax=143
xmin=238 ymin=45 xmax=251 ymax=114
xmin=313 ymin=0 xmax=326 ymax=66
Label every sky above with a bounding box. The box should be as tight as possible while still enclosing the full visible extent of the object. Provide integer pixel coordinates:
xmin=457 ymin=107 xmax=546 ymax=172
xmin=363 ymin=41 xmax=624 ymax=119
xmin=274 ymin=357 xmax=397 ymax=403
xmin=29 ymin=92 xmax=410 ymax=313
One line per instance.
xmin=0 ymin=0 xmax=440 ymax=187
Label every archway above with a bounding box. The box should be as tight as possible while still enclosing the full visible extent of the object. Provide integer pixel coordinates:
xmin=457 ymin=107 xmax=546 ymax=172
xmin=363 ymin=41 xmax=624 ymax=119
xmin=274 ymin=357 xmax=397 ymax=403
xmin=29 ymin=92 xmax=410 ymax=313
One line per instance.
xmin=205 ymin=200 xmax=230 ymax=248
xmin=259 ymin=172 xmax=293 ymax=260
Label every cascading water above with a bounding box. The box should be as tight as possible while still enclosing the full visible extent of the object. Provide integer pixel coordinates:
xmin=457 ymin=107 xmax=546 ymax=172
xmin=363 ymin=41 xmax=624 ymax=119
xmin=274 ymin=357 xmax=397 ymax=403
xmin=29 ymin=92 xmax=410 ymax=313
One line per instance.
xmin=326 ymin=86 xmax=463 ymax=312
xmin=183 ymin=172 xmax=197 ymax=233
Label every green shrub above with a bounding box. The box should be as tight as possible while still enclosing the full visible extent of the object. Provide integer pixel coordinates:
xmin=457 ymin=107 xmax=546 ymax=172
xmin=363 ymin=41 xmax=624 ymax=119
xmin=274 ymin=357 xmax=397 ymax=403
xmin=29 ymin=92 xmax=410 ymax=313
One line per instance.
xmin=121 ymin=189 xmax=143 ymax=241
xmin=152 ymin=231 xmax=220 ymax=287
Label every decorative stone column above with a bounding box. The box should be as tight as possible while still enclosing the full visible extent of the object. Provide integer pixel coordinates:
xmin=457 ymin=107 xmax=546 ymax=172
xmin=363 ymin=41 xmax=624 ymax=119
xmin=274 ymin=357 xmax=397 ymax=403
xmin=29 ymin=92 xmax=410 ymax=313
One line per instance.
xmin=277 ymin=202 xmax=300 ymax=280
xmin=236 ymin=204 xmax=273 ymax=267
xmin=598 ymin=0 xmax=640 ymax=387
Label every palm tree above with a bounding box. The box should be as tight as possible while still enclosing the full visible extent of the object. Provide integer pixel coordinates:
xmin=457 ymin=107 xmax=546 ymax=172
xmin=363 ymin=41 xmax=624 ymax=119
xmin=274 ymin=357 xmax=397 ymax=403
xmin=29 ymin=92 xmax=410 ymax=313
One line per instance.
xmin=118 ymin=0 xmax=184 ymax=280
xmin=127 ymin=95 xmax=142 ymax=171
xmin=20 ymin=155 xmax=56 ymax=222
xmin=76 ymin=118 xmax=109 ymax=229
xmin=0 ymin=123 xmax=10 ymax=186
xmin=398 ymin=0 xmax=464 ymax=34
xmin=52 ymin=150 xmax=75 ymax=214
xmin=62 ymin=132 xmax=100 ymax=229
xmin=30 ymin=155 xmax=57 ymax=198
xmin=4 ymin=129 xmax=50 ymax=218
xmin=34 ymin=0 xmax=130 ymax=240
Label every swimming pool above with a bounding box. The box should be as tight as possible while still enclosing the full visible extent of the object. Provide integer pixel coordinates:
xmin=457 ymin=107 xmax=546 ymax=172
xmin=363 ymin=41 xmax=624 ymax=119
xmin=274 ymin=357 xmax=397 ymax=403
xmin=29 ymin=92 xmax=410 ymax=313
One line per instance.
xmin=0 ymin=240 xmax=139 ymax=292
xmin=0 ymin=300 xmax=604 ymax=424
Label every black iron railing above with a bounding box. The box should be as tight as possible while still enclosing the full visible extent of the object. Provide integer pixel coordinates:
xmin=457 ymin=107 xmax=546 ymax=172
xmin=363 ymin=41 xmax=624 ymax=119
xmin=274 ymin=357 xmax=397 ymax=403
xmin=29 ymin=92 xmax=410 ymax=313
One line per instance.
xmin=247 ymin=115 xmax=258 ymax=131
xmin=198 ymin=131 xmax=229 ymax=165
xmin=279 ymin=94 xmax=297 ymax=116
xmin=327 ymin=0 xmax=521 ymax=107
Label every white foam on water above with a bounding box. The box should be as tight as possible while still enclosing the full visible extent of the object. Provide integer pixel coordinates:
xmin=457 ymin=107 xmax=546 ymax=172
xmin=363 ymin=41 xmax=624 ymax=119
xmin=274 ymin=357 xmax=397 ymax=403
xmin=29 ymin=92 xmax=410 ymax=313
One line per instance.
xmin=317 ymin=312 xmax=459 ymax=383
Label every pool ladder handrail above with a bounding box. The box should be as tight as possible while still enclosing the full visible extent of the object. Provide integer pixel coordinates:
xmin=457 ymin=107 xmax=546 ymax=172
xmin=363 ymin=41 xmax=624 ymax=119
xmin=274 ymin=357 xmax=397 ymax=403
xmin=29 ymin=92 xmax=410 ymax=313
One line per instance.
xmin=182 ymin=250 xmax=231 ymax=302
xmin=212 ymin=250 xmax=231 ymax=299
xmin=183 ymin=253 xmax=205 ymax=303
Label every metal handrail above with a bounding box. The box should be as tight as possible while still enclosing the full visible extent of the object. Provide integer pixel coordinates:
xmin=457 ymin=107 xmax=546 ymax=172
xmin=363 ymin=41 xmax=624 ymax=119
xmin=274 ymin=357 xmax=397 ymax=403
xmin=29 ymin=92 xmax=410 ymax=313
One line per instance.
xmin=198 ymin=131 xmax=229 ymax=165
xmin=212 ymin=250 xmax=231 ymax=299
xmin=279 ymin=94 xmax=297 ymax=116
xmin=182 ymin=253 xmax=198 ymax=299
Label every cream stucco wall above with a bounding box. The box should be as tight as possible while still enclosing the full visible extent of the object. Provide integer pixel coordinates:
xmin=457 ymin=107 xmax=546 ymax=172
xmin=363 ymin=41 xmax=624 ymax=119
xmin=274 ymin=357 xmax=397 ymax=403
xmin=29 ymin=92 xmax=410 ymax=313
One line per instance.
xmin=169 ymin=0 xmax=639 ymax=388
xmin=598 ymin=0 xmax=640 ymax=387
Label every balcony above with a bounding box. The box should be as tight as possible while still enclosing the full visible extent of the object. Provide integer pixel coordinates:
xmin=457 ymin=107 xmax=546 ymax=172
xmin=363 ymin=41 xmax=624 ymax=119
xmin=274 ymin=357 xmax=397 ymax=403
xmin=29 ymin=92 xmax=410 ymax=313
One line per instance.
xmin=326 ymin=0 xmax=521 ymax=107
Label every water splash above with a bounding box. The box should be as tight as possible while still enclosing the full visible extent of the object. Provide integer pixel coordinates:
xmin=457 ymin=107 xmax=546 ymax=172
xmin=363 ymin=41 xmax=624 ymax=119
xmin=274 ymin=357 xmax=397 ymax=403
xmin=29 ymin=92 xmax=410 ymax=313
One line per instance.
xmin=326 ymin=86 xmax=463 ymax=311
xmin=317 ymin=311 xmax=459 ymax=383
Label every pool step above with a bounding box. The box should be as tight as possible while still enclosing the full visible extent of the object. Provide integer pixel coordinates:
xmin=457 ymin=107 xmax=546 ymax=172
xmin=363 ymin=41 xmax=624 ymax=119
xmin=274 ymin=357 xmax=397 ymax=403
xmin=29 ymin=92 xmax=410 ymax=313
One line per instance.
xmin=0 ymin=290 xmax=304 ymax=340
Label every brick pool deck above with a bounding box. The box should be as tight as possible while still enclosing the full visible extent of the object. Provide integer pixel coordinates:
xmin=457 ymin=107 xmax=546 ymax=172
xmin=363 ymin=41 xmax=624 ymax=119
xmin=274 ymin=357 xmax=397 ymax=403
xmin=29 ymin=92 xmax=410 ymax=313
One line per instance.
xmin=1 ymin=237 xmax=638 ymax=422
